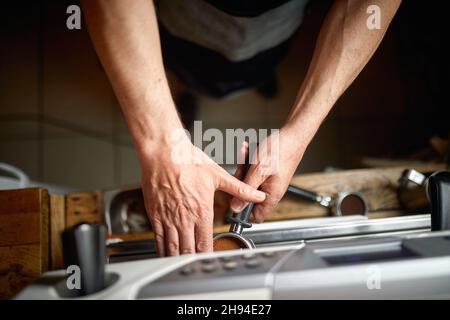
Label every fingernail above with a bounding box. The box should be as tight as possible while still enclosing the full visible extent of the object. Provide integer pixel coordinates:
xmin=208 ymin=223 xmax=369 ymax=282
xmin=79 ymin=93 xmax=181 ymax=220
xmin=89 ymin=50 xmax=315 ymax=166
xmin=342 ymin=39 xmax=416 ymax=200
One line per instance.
xmin=231 ymin=199 xmax=245 ymax=212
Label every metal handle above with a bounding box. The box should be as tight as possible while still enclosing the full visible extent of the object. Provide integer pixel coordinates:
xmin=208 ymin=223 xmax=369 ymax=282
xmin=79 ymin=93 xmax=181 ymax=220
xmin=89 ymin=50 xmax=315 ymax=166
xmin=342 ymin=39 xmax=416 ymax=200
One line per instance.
xmin=399 ymin=169 xmax=427 ymax=187
xmin=287 ymin=184 xmax=332 ymax=208
xmin=0 ymin=162 xmax=30 ymax=188
xmin=228 ymin=142 xmax=256 ymax=234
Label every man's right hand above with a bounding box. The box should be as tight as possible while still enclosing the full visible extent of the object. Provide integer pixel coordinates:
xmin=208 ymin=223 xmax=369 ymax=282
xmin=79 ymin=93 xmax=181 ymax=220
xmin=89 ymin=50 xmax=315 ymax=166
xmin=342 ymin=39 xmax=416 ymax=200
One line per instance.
xmin=139 ymin=137 xmax=266 ymax=256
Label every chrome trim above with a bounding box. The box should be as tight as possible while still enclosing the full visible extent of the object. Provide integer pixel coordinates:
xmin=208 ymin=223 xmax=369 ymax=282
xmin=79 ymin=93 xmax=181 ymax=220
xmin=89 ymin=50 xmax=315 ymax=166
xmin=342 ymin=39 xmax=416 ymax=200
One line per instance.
xmin=245 ymin=214 xmax=430 ymax=244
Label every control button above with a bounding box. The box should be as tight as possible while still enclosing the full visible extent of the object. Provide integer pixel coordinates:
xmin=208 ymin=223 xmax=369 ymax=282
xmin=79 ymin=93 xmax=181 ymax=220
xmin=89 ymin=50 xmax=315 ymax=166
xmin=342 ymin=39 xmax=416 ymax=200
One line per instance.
xmin=220 ymin=256 xmax=234 ymax=262
xmin=180 ymin=265 xmax=195 ymax=276
xmin=242 ymin=252 xmax=256 ymax=260
xmin=261 ymin=251 xmax=276 ymax=258
xmin=202 ymin=258 xmax=215 ymax=264
xmin=202 ymin=263 xmax=217 ymax=273
xmin=245 ymin=259 xmax=262 ymax=268
xmin=223 ymin=261 xmax=238 ymax=270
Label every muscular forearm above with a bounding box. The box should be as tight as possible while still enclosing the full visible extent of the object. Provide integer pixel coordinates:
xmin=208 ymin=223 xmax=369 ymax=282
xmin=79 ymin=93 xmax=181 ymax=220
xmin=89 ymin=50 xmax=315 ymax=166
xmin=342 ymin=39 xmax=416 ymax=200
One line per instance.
xmin=81 ymin=0 xmax=182 ymax=155
xmin=284 ymin=0 xmax=401 ymax=147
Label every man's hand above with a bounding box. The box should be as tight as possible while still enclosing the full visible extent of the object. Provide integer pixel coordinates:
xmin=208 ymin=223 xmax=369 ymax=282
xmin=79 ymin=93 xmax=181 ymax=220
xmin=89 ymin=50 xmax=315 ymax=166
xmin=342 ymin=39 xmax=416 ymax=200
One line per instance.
xmin=229 ymin=0 xmax=401 ymax=222
xmin=230 ymin=128 xmax=304 ymax=222
xmin=140 ymin=137 xmax=266 ymax=256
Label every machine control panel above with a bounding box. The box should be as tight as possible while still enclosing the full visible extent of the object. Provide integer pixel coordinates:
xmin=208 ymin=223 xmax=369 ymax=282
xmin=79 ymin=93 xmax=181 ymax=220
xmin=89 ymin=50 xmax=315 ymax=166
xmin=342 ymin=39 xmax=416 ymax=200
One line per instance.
xmin=137 ymin=232 xmax=450 ymax=299
xmin=137 ymin=250 xmax=290 ymax=298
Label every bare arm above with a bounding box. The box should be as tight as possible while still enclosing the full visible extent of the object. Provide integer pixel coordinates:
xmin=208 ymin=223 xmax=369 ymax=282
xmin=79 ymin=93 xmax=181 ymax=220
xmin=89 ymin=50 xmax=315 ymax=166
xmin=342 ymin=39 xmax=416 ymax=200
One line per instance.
xmin=230 ymin=0 xmax=402 ymax=220
xmin=81 ymin=0 xmax=266 ymax=256
xmin=81 ymin=0 xmax=179 ymax=152
xmin=284 ymin=0 xmax=402 ymax=144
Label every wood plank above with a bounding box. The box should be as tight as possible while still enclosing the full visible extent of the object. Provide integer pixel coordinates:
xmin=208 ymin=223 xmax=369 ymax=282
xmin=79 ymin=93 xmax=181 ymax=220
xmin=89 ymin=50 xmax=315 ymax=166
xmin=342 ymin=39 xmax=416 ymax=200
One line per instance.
xmin=0 ymin=212 xmax=40 ymax=246
xmin=50 ymin=195 xmax=65 ymax=270
xmin=66 ymin=191 xmax=103 ymax=228
xmin=0 ymin=244 xmax=42 ymax=299
xmin=0 ymin=188 xmax=49 ymax=299
xmin=0 ymin=188 xmax=42 ymax=246
xmin=39 ymin=189 xmax=49 ymax=273
xmin=0 ymin=188 xmax=49 ymax=252
xmin=266 ymin=164 xmax=446 ymax=221
xmin=0 ymin=188 xmax=41 ymax=215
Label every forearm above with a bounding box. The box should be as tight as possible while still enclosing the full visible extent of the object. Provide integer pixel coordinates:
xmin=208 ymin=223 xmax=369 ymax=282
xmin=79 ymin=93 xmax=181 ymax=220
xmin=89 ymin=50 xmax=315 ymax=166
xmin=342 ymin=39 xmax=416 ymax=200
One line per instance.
xmin=81 ymin=0 xmax=182 ymax=155
xmin=284 ymin=0 xmax=401 ymax=147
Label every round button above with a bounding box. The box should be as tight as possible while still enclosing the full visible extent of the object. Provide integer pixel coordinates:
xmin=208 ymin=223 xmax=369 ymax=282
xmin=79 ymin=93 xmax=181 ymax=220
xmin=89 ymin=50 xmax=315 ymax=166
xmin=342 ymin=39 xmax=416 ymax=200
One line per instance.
xmin=262 ymin=251 xmax=276 ymax=258
xmin=180 ymin=266 xmax=195 ymax=276
xmin=202 ymin=258 xmax=215 ymax=264
xmin=242 ymin=252 xmax=256 ymax=260
xmin=245 ymin=259 xmax=262 ymax=268
xmin=202 ymin=263 xmax=217 ymax=273
xmin=220 ymin=256 xmax=234 ymax=262
xmin=223 ymin=261 xmax=238 ymax=270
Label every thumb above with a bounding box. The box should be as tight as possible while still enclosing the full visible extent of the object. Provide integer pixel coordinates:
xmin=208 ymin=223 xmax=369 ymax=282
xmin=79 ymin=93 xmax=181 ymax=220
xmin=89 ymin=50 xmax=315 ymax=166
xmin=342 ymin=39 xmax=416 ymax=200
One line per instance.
xmin=216 ymin=169 xmax=266 ymax=203
xmin=229 ymin=167 xmax=267 ymax=212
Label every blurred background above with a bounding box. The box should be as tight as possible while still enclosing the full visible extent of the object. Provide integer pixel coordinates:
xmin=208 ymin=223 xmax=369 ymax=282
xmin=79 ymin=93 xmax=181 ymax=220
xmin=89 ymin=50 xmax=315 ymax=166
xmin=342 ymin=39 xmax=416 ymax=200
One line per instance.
xmin=0 ymin=0 xmax=448 ymax=192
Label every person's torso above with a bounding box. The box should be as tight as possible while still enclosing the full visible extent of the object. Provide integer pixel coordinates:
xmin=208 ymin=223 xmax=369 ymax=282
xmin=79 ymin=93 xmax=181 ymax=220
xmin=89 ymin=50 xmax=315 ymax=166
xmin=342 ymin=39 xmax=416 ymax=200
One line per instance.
xmin=158 ymin=0 xmax=310 ymax=62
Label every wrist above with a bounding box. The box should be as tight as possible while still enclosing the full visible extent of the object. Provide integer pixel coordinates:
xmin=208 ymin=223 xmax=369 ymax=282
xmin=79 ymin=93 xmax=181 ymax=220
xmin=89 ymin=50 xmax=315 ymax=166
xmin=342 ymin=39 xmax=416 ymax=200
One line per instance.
xmin=281 ymin=120 xmax=313 ymax=156
xmin=135 ymin=125 xmax=190 ymax=160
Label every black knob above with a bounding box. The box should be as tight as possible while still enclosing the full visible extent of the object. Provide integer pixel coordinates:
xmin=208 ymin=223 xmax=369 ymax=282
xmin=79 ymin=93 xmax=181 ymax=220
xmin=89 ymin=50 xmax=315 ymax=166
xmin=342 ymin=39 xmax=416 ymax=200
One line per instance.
xmin=427 ymin=171 xmax=450 ymax=231
xmin=62 ymin=223 xmax=107 ymax=296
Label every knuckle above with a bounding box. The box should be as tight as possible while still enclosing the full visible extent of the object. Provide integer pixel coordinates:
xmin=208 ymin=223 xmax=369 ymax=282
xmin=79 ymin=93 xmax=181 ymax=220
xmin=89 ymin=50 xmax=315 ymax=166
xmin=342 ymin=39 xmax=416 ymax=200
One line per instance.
xmin=238 ymin=183 xmax=247 ymax=195
xmin=181 ymin=248 xmax=195 ymax=255
xmin=196 ymin=240 xmax=211 ymax=252
xmin=154 ymin=233 xmax=164 ymax=243
xmin=166 ymin=240 xmax=179 ymax=253
xmin=151 ymin=219 xmax=163 ymax=230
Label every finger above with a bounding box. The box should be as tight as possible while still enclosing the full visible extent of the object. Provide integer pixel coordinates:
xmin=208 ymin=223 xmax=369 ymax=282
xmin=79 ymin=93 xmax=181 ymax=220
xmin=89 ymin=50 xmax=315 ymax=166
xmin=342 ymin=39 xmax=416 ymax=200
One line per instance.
xmin=150 ymin=218 xmax=165 ymax=257
xmin=216 ymin=168 xmax=266 ymax=204
xmin=194 ymin=218 xmax=213 ymax=253
xmin=164 ymin=225 xmax=180 ymax=256
xmin=234 ymin=141 xmax=249 ymax=180
xmin=178 ymin=223 xmax=196 ymax=255
xmin=251 ymin=195 xmax=280 ymax=223
xmin=230 ymin=166 xmax=267 ymax=212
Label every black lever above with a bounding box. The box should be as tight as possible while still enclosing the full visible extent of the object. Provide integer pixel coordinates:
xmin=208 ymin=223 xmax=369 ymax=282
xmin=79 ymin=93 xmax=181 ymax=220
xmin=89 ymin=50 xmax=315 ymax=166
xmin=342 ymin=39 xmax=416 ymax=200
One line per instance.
xmin=227 ymin=141 xmax=258 ymax=233
xmin=427 ymin=171 xmax=450 ymax=231
xmin=62 ymin=223 xmax=107 ymax=296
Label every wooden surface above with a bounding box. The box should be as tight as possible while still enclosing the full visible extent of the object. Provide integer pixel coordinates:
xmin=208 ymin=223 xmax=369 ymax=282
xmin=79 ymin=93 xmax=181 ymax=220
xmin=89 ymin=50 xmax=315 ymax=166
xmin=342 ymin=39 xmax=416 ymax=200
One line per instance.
xmin=266 ymin=164 xmax=446 ymax=221
xmin=0 ymin=188 xmax=49 ymax=299
xmin=66 ymin=191 xmax=103 ymax=228
xmin=50 ymin=195 xmax=65 ymax=270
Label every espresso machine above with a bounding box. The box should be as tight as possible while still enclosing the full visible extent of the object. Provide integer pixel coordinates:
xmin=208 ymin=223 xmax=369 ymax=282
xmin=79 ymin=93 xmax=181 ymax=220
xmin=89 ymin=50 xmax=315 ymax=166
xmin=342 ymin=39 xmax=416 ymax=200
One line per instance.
xmin=16 ymin=171 xmax=450 ymax=299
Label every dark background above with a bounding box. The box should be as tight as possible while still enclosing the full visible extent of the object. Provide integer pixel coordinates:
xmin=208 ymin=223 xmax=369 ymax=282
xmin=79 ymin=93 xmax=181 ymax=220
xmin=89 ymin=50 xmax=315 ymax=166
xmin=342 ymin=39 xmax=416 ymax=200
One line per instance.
xmin=0 ymin=0 xmax=448 ymax=191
